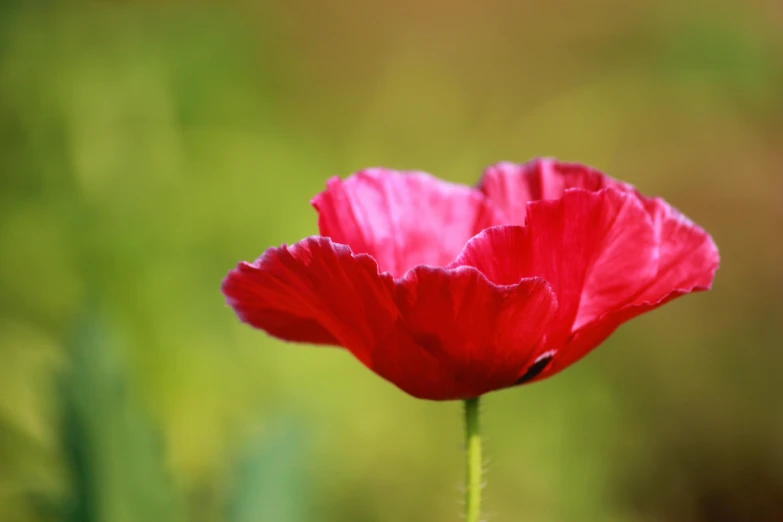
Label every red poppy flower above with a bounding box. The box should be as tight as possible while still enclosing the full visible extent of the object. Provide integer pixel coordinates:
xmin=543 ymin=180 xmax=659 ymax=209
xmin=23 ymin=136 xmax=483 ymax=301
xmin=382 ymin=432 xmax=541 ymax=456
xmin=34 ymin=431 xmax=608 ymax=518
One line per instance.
xmin=222 ymin=159 xmax=719 ymax=400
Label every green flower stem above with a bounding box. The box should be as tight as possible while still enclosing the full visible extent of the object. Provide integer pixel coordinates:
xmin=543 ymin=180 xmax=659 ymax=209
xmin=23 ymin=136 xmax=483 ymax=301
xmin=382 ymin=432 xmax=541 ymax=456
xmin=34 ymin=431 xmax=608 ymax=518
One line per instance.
xmin=464 ymin=397 xmax=482 ymax=522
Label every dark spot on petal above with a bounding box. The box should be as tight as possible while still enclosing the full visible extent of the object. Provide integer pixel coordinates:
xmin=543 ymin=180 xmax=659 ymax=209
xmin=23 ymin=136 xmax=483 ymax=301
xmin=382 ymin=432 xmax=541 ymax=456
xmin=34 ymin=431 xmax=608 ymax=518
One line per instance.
xmin=515 ymin=354 xmax=554 ymax=385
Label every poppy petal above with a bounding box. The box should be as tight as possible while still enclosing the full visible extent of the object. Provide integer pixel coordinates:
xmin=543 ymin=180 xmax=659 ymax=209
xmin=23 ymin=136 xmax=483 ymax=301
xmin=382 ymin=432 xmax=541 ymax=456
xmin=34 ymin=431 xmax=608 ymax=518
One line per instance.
xmin=448 ymin=225 xmax=530 ymax=285
xmin=222 ymin=237 xmax=399 ymax=355
xmin=222 ymin=236 xmax=558 ymax=400
xmin=457 ymin=188 xmax=657 ymax=332
xmin=478 ymin=158 xmax=633 ymax=224
xmin=633 ymin=197 xmax=719 ymax=304
xmin=311 ymin=169 xmax=503 ymax=277
xmin=452 ymin=188 xmax=658 ymax=379
xmin=547 ymin=199 xmax=720 ymax=374
xmin=388 ymin=266 xmax=557 ymax=399
xmin=535 ymin=189 xmax=658 ymax=333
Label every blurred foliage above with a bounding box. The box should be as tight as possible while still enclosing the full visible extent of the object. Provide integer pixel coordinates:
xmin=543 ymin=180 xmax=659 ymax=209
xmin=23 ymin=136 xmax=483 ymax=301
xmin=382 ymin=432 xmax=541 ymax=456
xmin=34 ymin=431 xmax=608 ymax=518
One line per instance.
xmin=58 ymin=312 xmax=181 ymax=522
xmin=0 ymin=1 xmax=782 ymax=521
xmin=227 ymin=423 xmax=309 ymax=522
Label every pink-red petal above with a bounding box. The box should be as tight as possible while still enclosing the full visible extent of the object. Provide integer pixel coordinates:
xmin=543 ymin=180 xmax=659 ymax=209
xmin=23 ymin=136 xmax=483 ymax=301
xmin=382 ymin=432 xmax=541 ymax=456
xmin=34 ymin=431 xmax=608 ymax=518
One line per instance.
xmin=311 ymin=169 xmax=503 ymax=278
xmin=222 ymin=238 xmax=391 ymax=353
xmin=455 ymin=188 xmax=657 ymax=336
xmin=632 ymin=197 xmax=719 ymax=304
xmin=390 ymin=266 xmax=557 ymax=399
xmin=478 ymin=158 xmax=634 ymax=225
xmin=452 ymin=188 xmax=659 ymax=380
xmin=546 ymin=199 xmax=720 ymax=375
xmin=222 ymin=236 xmax=558 ymax=400
xmin=476 ymin=159 xmax=719 ymax=377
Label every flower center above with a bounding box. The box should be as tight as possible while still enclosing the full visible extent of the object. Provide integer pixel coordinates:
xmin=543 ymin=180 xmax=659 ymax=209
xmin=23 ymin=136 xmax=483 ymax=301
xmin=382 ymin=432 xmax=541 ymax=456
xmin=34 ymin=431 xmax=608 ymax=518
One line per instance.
xmin=515 ymin=351 xmax=556 ymax=385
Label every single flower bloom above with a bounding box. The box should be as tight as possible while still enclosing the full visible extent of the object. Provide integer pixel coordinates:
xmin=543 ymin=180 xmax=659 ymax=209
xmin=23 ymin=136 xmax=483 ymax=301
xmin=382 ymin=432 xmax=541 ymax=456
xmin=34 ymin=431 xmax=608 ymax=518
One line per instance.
xmin=222 ymin=159 xmax=719 ymax=400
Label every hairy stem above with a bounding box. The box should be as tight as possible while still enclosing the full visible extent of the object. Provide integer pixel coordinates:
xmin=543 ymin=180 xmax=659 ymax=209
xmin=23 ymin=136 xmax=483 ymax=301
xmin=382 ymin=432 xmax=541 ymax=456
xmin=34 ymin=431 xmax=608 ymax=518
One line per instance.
xmin=464 ymin=397 xmax=482 ymax=522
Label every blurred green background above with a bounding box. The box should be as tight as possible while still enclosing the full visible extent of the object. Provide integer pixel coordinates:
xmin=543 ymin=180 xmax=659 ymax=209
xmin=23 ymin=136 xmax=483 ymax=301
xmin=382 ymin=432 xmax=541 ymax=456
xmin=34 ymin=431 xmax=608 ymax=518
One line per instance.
xmin=1 ymin=1 xmax=782 ymax=521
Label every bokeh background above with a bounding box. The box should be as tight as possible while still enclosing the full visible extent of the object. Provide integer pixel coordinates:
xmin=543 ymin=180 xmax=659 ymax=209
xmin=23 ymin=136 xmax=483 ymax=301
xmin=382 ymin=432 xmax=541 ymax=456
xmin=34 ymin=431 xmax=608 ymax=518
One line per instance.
xmin=1 ymin=1 xmax=782 ymax=521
